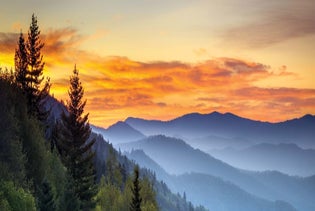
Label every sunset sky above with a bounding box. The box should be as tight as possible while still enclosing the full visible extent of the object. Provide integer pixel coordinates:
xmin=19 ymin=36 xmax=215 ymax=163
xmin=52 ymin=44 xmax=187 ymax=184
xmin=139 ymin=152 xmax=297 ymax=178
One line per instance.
xmin=1 ymin=0 xmax=315 ymax=127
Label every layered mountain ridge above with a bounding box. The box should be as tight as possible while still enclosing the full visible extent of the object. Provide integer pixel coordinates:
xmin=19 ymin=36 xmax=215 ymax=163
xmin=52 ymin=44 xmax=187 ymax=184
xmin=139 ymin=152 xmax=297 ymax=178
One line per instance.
xmin=90 ymin=111 xmax=315 ymax=211
xmin=120 ymin=135 xmax=315 ymax=211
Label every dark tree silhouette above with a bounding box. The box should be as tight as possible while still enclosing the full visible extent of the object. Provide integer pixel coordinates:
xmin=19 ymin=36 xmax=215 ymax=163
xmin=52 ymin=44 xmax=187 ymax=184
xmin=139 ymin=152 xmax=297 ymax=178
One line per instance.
xmin=14 ymin=32 xmax=28 ymax=90
xmin=27 ymin=14 xmax=44 ymax=87
xmin=25 ymin=14 xmax=50 ymax=121
xmin=57 ymin=65 xmax=97 ymax=210
xmin=130 ymin=165 xmax=142 ymax=211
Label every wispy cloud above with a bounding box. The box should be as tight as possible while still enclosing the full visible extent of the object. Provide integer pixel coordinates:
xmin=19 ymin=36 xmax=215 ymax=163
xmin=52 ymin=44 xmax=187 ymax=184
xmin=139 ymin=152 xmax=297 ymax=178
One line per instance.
xmin=0 ymin=27 xmax=86 ymax=68
xmin=0 ymin=32 xmax=19 ymax=53
xmin=223 ymin=0 xmax=315 ymax=48
xmin=43 ymin=28 xmax=82 ymax=55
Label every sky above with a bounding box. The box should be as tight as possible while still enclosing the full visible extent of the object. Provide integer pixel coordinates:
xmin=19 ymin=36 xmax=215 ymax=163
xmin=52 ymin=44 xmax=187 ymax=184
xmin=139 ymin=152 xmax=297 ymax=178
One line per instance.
xmin=1 ymin=0 xmax=315 ymax=127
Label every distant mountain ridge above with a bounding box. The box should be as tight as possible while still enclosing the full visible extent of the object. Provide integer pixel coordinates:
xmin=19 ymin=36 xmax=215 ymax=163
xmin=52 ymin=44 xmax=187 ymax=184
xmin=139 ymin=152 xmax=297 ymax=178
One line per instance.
xmin=119 ymin=135 xmax=315 ymax=211
xmin=91 ymin=111 xmax=315 ymax=177
xmin=125 ymin=111 xmax=315 ymax=148
xmin=91 ymin=121 xmax=145 ymax=144
xmin=209 ymin=143 xmax=315 ymax=176
xmin=125 ymin=149 xmax=297 ymax=211
xmin=89 ymin=111 xmax=315 ymax=210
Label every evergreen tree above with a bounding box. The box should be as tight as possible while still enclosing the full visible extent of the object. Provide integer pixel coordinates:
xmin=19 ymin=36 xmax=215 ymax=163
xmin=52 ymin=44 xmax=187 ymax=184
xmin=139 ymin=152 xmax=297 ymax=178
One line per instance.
xmin=1 ymin=69 xmax=69 ymax=211
xmin=59 ymin=174 xmax=80 ymax=211
xmin=14 ymin=32 xmax=28 ymax=90
xmin=57 ymin=65 xmax=97 ymax=210
xmin=38 ymin=178 xmax=55 ymax=211
xmin=130 ymin=166 xmax=142 ymax=211
xmin=140 ymin=177 xmax=158 ymax=211
xmin=25 ymin=13 xmax=50 ymax=121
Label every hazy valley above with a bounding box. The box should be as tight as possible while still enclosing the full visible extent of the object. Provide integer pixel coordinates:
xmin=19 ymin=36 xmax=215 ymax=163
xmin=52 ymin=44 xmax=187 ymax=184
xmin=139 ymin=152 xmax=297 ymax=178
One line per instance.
xmin=92 ymin=112 xmax=315 ymax=211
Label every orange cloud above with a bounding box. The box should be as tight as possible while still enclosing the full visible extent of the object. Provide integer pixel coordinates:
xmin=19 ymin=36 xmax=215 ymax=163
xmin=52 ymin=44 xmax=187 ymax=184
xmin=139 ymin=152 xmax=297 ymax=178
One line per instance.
xmin=52 ymin=56 xmax=313 ymax=126
xmin=0 ymin=32 xmax=18 ymax=54
xmin=1 ymin=28 xmax=314 ymax=127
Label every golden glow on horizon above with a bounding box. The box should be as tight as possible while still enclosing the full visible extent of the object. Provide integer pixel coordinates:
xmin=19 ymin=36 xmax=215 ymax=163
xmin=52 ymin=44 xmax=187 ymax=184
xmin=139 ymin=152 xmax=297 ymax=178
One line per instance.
xmin=1 ymin=1 xmax=315 ymax=127
xmin=3 ymin=46 xmax=315 ymax=127
xmin=1 ymin=27 xmax=315 ymax=127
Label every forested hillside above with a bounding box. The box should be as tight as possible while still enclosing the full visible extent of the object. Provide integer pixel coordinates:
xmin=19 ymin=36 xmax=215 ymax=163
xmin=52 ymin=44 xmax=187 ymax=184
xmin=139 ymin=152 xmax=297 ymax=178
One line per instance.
xmin=2 ymin=1 xmax=314 ymax=210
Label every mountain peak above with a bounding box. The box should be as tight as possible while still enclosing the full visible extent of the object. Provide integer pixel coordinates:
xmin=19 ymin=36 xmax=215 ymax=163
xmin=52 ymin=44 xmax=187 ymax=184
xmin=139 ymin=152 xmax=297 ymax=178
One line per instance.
xmin=210 ymin=111 xmax=222 ymax=115
xmin=301 ymin=114 xmax=315 ymax=121
xmin=107 ymin=121 xmax=128 ymax=129
xmin=125 ymin=116 xmax=140 ymax=122
xmin=92 ymin=121 xmax=145 ymax=144
xmin=107 ymin=121 xmax=145 ymax=137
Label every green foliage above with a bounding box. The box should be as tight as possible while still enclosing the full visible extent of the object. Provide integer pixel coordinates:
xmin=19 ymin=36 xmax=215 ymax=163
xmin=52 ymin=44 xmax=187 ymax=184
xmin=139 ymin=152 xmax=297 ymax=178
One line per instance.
xmin=0 ymin=76 xmax=67 ymax=211
xmin=96 ymin=176 xmax=124 ymax=211
xmin=59 ymin=174 xmax=81 ymax=211
xmin=0 ymin=76 xmax=52 ymax=193
xmin=45 ymin=151 xmax=67 ymax=206
xmin=0 ymin=181 xmax=36 ymax=211
xmin=105 ymin=147 xmax=124 ymax=189
xmin=0 ymin=79 xmax=27 ymax=188
xmin=20 ymin=115 xmax=48 ymax=189
xmin=0 ymin=198 xmax=11 ymax=211
xmin=140 ymin=177 xmax=158 ymax=211
xmin=96 ymin=165 xmax=159 ymax=211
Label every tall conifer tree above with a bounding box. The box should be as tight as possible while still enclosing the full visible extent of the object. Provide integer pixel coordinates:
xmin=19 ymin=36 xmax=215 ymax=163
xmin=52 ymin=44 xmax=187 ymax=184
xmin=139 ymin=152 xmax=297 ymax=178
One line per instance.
xmin=25 ymin=14 xmax=50 ymax=121
xmin=14 ymin=32 xmax=28 ymax=90
xmin=27 ymin=14 xmax=44 ymax=88
xmin=130 ymin=166 xmax=142 ymax=211
xmin=57 ymin=65 xmax=97 ymax=210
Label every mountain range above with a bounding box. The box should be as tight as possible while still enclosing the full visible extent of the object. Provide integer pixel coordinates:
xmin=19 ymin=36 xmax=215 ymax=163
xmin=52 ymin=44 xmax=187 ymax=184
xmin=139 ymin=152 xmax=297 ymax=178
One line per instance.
xmin=125 ymin=149 xmax=296 ymax=211
xmin=121 ymin=135 xmax=315 ymax=211
xmin=124 ymin=112 xmax=315 ymax=149
xmin=90 ymin=111 xmax=315 ymax=210
xmin=45 ymin=96 xmax=207 ymax=211
xmin=92 ymin=111 xmax=315 ymax=176
xmin=91 ymin=121 xmax=145 ymax=144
